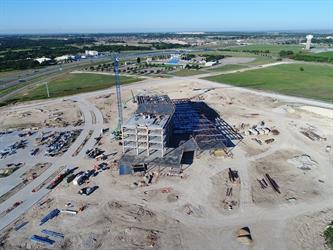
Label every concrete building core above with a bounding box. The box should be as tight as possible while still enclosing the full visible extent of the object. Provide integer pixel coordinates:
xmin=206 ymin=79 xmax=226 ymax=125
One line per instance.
xmin=122 ymin=95 xmax=175 ymax=157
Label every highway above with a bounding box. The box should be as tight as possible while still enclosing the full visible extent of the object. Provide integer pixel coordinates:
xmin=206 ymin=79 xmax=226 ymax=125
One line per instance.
xmin=0 ymin=48 xmax=208 ymax=94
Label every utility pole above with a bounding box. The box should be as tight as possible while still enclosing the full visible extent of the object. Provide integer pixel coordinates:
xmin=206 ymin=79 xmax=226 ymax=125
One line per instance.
xmin=45 ymin=82 xmax=50 ymax=98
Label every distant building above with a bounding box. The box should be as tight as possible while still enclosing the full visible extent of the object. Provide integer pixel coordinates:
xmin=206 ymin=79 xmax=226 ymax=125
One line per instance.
xmin=166 ymin=54 xmax=181 ymax=65
xmin=85 ymin=50 xmax=99 ymax=56
xmin=35 ymin=57 xmax=51 ymax=64
xmin=55 ymin=55 xmax=69 ymax=62
xmin=305 ymin=34 xmax=313 ymax=50
xmin=204 ymin=61 xmax=218 ymax=67
xmin=55 ymin=55 xmax=74 ymax=62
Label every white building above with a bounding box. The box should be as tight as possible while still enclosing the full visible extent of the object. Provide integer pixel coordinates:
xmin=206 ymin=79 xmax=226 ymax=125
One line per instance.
xmin=55 ymin=55 xmax=70 ymax=62
xmin=55 ymin=55 xmax=75 ymax=62
xmin=204 ymin=61 xmax=218 ymax=67
xmin=35 ymin=57 xmax=51 ymax=64
xmin=85 ymin=50 xmax=99 ymax=56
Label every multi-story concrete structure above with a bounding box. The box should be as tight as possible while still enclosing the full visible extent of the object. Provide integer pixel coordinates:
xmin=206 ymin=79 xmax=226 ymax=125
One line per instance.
xmin=122 ymin=95 xmax=175 ymax=157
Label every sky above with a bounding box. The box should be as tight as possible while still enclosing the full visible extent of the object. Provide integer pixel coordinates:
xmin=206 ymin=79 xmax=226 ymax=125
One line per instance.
xmin=0 ymin=0 xmax=333 ymax=34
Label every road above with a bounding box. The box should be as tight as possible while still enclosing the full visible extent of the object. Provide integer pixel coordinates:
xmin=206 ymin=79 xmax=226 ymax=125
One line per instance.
xmin=0 ymin=48 xmax=208 ymax=102
xmin=0 ymin=96 xmax=104 ymax=231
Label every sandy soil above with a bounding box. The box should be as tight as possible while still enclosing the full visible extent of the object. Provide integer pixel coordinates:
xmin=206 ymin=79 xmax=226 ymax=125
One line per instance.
xmin=0 ymin=100 xmax=82 ymax=130
xmin=1 ymin=76 xmax=333 ymax=250
xmin=285 ymin=209 xmax=333 ymax=250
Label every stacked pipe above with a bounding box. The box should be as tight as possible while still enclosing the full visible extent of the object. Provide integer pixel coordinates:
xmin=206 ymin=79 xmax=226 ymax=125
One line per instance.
xmin=228 ymin=168 xmax=239 ymax=183
xmin=226 ymin=187 xmax=233 ymax=197
xmin=265 ymin=173 xmax=280 ymax=193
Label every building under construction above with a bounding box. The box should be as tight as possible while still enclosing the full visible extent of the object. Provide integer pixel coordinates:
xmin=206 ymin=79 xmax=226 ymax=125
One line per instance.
xmin=120 ymin=95 xmax=242 ymax=173
xmin=122 ymin=95 xmax=175 ymax=157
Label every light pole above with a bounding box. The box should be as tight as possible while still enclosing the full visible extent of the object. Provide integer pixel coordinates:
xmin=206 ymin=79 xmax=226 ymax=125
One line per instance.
xmin=45 ymin=82 xmax=50 ymax=98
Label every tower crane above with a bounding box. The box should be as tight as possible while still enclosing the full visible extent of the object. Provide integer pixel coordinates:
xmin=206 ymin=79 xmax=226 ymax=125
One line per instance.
xmin=112 ymin=55 xmax=123 ymax=139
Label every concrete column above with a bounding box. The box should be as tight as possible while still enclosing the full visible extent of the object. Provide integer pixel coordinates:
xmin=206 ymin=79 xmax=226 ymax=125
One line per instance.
xmin=121 ymin=127 xmax=125 ymax=154
xmin=146 ymin=127 xmax=150 ymax=156
xmin=161 ymin=129 xmax=164 ymax=157
xmin=135 ymin=127 xmax=139 ymax=155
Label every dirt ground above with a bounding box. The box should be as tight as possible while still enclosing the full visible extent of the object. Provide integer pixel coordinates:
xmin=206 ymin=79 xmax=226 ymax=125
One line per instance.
xmin=284 ymin=209 xmax=333 ymax=250
xmin=0 ymin=100 xmax=82 ymax=130
xmin=0 ymin=77 xmax=332 ymax=250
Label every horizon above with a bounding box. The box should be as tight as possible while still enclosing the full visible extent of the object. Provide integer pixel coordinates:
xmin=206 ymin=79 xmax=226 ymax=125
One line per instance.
xmin=1 ymin=29 xmax=333 ymax=36
xmin=1 ymin=0 xmax=333 ymax=34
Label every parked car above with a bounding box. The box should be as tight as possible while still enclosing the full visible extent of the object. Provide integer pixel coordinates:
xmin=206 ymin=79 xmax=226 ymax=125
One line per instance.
xmin=31 ymin=148 xmax=39 ymax=156
xmin=78 ymin=186 xmax=98 ymax=196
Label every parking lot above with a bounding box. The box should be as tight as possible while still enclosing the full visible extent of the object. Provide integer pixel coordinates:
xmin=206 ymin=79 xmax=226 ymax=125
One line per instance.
xmin=0 ymin=129 xmax=81 ymax=198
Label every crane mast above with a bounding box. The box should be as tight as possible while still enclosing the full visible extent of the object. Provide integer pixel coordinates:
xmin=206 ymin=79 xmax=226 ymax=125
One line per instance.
xmin=113 ymin=56 xmax=123 ymax=131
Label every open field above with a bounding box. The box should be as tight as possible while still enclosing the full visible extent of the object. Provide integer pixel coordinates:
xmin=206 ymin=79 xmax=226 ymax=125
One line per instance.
xmin=193 ymin=50 xmax=277 ymax=66
xmin=204 ymin=63 xmax=333 ymax=102
xmin=207 ymin=64 xmax=250 ymax=72
xmin=0 ymin=83 xmax=26 ymax=97
xmin=172 ymin=69 xmax=208 ymax=76
xmin=0 ymin=73 xmax=140 ymax=106
xmin=243 ymin=56 xmax=277 ymax=65
xmin=224 ymin=44 xmax=304 ymax=56
xmin=316 ymin=51 xmax=333 ymax=57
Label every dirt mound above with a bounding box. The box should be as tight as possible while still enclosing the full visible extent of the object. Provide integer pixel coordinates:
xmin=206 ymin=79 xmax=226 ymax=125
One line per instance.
xmin=142 ymin=188 xmax=180 ymax=203
xmin=104 ymin=201 xmax=156 ymax=223
xmin=58 ymin=201 xmax=182 ymax=250
xmin=251 ymin=150 xmax=327 ymax=206
xmin=179 ymin=203 xmax=206 ymax=217
xmin=209 ymin=170 xmax=240 ymax=213
xmin=288 ymin=154 xmax=318 ymax=170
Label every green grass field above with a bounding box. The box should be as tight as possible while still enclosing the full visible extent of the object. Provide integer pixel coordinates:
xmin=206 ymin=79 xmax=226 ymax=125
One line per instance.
xmin=192 ymin=50 xmax=277 ymax=66
xmin=204 ymin=63 xmax=333 ymax=102
xmin=172 ymin=69 xmax=207 ymax=76
xmin=0 ymin=83 xmax=26 ymax=96
xmin=1 ymin=73 xmax=140 ymax=106
xmin=207 ymin=64 xmax=249 ymax=72
xmin=225 ymin=44 xmax=303 ymax=56
xmin=316 ymin=51 xmax=333 ymax=57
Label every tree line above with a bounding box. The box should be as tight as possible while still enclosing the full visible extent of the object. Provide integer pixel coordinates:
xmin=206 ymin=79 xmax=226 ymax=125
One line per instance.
xmin=0 ymin=38 xmax=190 ymax=71
xmin=279 ymin=50 xmax=333 ymax=63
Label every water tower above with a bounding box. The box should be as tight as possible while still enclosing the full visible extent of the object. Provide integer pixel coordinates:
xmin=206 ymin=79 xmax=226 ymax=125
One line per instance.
xmin=305 ymin=34 xmax=313 ymax=50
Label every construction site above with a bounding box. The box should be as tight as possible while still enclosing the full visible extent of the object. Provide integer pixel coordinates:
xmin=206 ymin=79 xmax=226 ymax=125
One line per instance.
xmin=0 ymin=56 xmax=332 ymax=250
xmin=120 ymin=94 xmax=243 ymax=174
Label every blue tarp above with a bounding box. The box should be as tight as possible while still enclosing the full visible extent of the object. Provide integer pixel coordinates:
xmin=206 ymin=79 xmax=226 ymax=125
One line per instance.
xmin=42 ymin=229 xmax=64 ymax=238
xmin=31 ymin=235 xmax=55 ymax=246
xmin=40 ymin=209 xmax=60 ymax=226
